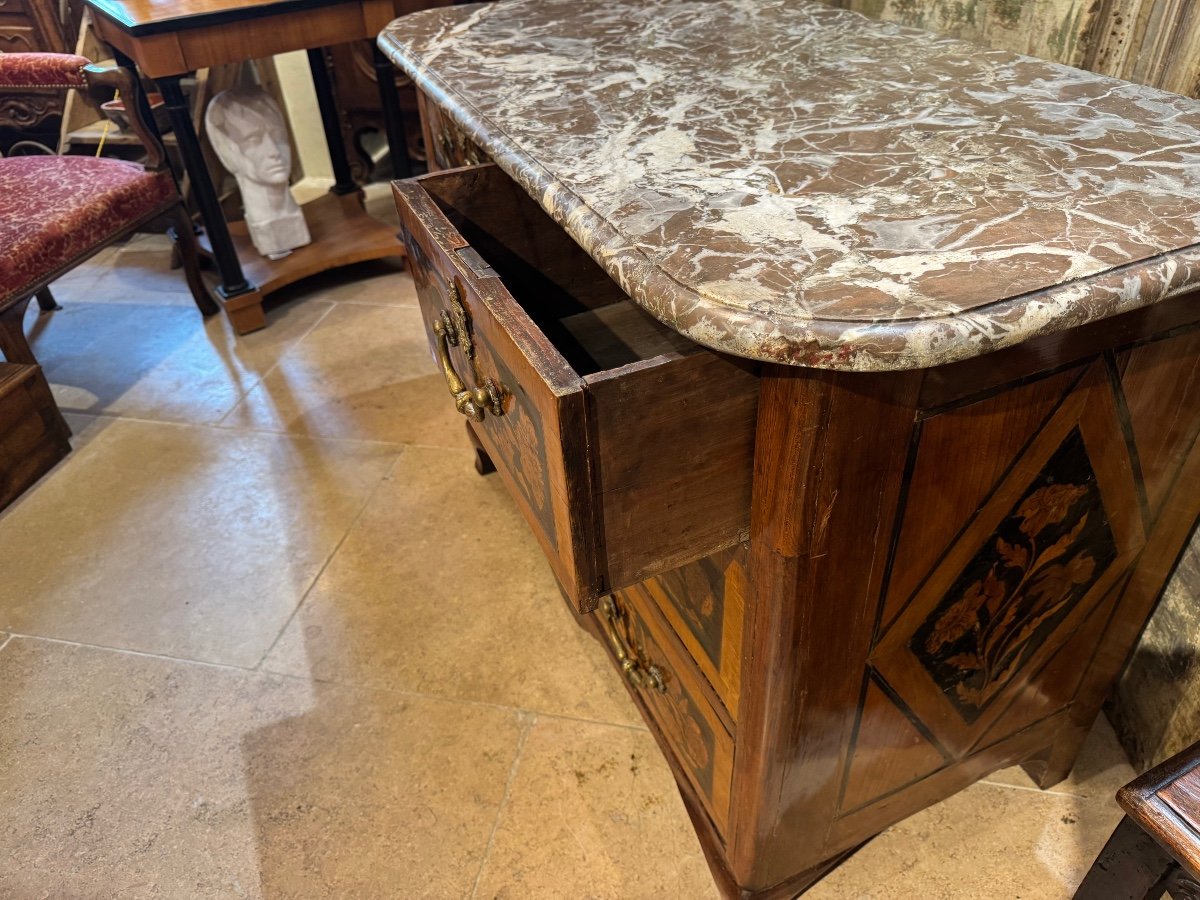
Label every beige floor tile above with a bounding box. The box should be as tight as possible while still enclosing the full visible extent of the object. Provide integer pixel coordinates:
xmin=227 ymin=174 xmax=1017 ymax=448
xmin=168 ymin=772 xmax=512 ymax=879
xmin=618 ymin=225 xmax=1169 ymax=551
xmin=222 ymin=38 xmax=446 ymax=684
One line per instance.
xmin=69 ymin=233 xmax=205 ymax=303
xmin=0 ymin=419 xmax=396 ymax=667
xmin=983 ymin=714 xmax=1135 ymax=799
xmin=262 ymin=446 xmax=641 ymax=726
xmin=222 ymin=302 xmax=470 ymax=448
xmin=0 ymin=637 xmax=523 ymax=899
xmin=805 ymin=779 xmax=1122 ymax=900
xmin=473 ymin=716 xmax=719 ymax=900
xmin=28 ymin=292 xmax=331 ymax=425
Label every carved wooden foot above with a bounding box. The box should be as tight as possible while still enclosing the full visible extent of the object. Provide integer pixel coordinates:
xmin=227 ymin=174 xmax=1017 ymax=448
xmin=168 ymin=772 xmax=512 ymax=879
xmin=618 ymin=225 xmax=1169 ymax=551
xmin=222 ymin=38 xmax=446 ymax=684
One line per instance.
xmin=465 ymin=422 xmax=495 ymax=475
xmin=224 ymin=294 xmax=268 ymax=335
xmin=34 ymin=288 xmax=61 ymax=314
xmin=0 ymin=298 xmax=36 ymax=365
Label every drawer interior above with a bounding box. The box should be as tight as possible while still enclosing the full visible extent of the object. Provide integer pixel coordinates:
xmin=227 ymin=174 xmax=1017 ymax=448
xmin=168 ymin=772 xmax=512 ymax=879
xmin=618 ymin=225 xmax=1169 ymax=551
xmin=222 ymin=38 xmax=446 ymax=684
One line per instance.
xmin=419 ymin=165 xmax=698 ymax=377
xmin=401 ymin=163 xmax=759 ymax=606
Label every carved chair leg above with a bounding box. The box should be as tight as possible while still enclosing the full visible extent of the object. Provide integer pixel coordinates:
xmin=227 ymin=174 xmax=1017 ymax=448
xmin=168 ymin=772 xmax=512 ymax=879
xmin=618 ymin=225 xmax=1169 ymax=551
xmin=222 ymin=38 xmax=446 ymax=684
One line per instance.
xmin=466 ymin=421 xmax=496 ymax=476
xmin=1074 ymin=815 xmax=1178 ymax=899
xmin=167 ymin=203 xmax=220 ymax=318
xmin=35 ymin=287 xmax=61 ymax=314
xmin=0 ymin=298 xmax=37 ymax=365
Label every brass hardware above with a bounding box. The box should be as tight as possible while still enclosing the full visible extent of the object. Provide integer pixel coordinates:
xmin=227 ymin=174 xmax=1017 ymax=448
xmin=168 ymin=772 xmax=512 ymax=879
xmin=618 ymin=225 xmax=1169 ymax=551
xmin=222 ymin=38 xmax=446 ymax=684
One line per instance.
xmin=599 ymin=597 xmax=668 ymax=694
xmin=432 ymin=282 xmax=507 ymax=422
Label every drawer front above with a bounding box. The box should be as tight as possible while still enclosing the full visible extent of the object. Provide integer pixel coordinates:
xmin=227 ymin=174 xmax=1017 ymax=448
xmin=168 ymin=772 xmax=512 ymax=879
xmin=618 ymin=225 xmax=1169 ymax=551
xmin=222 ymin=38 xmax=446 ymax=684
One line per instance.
xmin=601 ymin=588 xmax=735 ymax=836
xmin=393 ymin=172 xmax=602 ymax=606
xmin=417 ymin=90 xmax=488 ymax=173
xmin=625 ymin=543 xmax=747 ymax=720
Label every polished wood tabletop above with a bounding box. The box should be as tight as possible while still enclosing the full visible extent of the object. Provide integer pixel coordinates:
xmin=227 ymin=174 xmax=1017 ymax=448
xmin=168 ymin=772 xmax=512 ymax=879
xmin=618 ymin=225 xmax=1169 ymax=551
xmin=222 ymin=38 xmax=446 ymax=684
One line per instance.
xmin=87 ymin=0 xmax=355 ymax=35
xmin=87 ymin=0 xmax=397 ymax=76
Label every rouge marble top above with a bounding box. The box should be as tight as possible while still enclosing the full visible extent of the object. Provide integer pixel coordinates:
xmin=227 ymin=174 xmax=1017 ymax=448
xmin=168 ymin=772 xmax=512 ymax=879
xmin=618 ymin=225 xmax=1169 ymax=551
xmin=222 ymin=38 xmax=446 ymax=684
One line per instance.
xmin=380 ymin=0 xmax=1200 ymax=370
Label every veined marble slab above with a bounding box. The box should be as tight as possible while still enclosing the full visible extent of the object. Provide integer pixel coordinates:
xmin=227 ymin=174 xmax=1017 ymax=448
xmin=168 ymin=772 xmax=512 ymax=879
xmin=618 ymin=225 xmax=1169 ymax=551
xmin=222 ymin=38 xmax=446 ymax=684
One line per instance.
xmin=380 ymin=0 xmax=1200 ymax=370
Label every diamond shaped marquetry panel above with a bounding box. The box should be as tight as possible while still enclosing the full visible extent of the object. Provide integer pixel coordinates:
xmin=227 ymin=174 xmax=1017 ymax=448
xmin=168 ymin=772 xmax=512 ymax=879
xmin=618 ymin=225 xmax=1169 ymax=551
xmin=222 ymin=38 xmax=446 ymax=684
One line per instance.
xmin=840 ymin=354 xmax=1173 ymax=811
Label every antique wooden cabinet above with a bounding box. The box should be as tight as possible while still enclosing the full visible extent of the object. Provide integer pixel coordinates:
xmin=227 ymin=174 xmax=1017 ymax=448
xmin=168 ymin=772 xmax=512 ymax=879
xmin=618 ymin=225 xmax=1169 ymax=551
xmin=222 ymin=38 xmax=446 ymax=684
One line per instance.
xmin=0 ymin=0 xmax=80 ymax=151
xmin=381 ymin=2 xmax=1200 ymax=896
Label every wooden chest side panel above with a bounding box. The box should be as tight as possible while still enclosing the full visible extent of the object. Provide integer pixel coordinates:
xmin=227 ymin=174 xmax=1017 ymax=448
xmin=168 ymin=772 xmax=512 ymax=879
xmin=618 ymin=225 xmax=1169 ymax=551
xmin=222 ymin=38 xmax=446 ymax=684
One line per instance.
xmin=882 ymin=365 xmax=1085 ymax=629
xmin=1120 ymin=327 xmax=1200 ymax=526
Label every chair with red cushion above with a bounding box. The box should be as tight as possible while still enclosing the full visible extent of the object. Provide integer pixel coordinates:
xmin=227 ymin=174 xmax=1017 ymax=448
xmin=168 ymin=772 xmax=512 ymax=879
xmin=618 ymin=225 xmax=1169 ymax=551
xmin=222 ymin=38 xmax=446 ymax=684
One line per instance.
xmin=0 ymin=52 xmax=218 ymax=368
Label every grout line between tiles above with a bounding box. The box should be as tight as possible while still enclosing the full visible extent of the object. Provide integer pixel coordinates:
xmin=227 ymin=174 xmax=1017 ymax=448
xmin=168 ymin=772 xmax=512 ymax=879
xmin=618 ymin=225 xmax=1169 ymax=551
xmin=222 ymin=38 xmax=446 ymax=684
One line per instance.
xmin=251 ymin=448 xmax=408 ymax=670
xmin=469 ymin=712 xmax=535 ymax=900
xmin=5 ymin=633 xmax=266 ymax=674
xmin=59 ymin=409 xmax=417 ymax=452
xmin=8 ymin=630 xmax=649 ymax=732
xmin=978 ymin=778 xmax=1091 ymax=799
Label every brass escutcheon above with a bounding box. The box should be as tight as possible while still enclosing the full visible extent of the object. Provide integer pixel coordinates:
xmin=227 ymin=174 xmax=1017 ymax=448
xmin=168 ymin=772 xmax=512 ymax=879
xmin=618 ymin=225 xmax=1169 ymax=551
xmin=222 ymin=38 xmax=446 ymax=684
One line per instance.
xmin=432 ymin=282 xmax=507 ymax=422
xmin=599 ymin=596 xmax=668 ymax=694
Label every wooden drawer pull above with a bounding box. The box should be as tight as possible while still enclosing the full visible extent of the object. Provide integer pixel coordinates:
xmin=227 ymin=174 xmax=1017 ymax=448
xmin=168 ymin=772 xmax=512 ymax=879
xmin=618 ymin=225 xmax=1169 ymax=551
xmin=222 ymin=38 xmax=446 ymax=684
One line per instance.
xmin=432 ymin=282 xmax=507 ymax=421
xmin=600 ymin=596 xmax=668 ymax=694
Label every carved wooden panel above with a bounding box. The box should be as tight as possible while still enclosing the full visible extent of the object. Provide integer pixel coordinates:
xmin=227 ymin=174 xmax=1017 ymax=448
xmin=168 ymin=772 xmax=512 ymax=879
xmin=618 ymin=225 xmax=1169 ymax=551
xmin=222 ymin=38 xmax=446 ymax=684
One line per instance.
xmin=0 ymin=0 xmax=81 ymax=150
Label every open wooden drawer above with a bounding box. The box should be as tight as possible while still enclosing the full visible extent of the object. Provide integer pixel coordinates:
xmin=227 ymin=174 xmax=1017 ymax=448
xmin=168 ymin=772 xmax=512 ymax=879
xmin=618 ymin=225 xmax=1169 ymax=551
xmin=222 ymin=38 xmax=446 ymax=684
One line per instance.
xmin=392 ymin=164 xmax=759 ymax=611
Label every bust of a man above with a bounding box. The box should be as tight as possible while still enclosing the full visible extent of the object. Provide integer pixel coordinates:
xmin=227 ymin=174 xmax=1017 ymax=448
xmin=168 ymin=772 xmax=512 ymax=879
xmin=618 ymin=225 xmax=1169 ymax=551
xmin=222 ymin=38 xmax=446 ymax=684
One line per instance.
xmin=205 ymin=88 xmax=311 ymax=259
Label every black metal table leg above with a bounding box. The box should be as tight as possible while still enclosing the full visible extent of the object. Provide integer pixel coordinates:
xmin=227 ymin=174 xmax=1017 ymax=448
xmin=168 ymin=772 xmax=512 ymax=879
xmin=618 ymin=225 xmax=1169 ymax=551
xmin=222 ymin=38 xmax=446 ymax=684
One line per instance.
xmin=156 ymin=74 xmax=252 ymax=300
xmin=307 ymin=47 xmax=359 ymax=195
xmin=371 ymin=42 xmax=412 ymax=179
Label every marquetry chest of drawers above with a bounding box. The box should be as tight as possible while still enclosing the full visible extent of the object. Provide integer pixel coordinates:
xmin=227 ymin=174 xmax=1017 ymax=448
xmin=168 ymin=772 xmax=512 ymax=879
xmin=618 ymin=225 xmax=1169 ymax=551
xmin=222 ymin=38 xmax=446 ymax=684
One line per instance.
xmin=382 ymin=2 xmax=1200 ymax=896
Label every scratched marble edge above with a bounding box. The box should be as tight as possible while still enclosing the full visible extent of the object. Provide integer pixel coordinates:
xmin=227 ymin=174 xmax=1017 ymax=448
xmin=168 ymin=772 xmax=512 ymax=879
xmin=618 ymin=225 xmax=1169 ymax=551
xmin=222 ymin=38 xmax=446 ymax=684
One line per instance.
xmin=378 ymin=12 xmax=1200 ymax=372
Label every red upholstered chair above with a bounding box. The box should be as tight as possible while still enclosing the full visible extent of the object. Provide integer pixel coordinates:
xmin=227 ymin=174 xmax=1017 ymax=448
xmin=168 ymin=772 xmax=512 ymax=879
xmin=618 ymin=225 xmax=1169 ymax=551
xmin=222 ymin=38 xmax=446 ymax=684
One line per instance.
xmin=0 ymin=52 xmax=218 ymax=368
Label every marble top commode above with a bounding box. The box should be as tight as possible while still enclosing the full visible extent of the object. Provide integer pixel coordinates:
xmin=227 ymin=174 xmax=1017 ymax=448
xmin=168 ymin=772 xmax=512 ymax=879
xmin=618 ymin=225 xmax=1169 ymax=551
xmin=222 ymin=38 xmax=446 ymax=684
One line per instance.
xmin=380 ymin=0 xmax=1200 ymax=370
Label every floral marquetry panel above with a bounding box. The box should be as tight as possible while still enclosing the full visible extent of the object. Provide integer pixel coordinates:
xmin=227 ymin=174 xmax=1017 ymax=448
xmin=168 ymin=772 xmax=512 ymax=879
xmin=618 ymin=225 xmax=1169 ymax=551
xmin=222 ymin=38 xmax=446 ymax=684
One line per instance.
xmin=871 ymin=361 xmax=1144 ymax=759
xmin=909 ymin=427 xmax=1118 ymax=724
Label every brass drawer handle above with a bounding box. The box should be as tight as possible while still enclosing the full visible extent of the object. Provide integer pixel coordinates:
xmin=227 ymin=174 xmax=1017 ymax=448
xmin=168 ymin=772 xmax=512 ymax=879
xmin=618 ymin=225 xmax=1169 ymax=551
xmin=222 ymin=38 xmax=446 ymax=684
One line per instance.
xmin=599 ymin=597 xmax=668 ymax=694
xmin=433 ymin=282 xmax=507 ymax=422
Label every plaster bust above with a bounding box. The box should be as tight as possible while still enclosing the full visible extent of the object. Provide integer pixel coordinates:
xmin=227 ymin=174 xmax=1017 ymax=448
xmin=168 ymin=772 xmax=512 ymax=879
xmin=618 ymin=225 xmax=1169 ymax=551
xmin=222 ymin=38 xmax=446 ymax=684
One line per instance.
xmin=205 ymin=88 xmax=311 ymax=259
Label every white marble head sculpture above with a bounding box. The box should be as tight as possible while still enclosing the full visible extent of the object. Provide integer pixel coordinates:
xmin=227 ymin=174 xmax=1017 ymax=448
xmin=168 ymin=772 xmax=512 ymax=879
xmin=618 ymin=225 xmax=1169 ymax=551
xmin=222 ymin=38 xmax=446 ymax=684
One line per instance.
xmin=206 ymin=88 xmax=311 ymax=259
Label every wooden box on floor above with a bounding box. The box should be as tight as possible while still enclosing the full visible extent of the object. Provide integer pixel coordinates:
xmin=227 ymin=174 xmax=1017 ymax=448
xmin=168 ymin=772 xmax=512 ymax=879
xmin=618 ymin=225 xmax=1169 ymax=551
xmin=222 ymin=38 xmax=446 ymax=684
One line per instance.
xmin=0 ymin=364 xmax=71 ymax=512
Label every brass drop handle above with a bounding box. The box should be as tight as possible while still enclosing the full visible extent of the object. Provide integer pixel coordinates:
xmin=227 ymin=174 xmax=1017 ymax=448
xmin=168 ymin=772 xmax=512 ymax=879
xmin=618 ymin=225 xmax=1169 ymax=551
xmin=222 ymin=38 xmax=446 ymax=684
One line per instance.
xmin=599 ymin=597 xmax=668 ymax=694
xmin=432 ymin=282 xmax=506 ymax=422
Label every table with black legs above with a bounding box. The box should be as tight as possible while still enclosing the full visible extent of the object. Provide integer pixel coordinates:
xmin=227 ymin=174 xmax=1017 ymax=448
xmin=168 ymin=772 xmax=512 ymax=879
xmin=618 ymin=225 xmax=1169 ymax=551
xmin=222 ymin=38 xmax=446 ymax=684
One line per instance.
xmin=86 ymin=0 xmax=420 ymax=333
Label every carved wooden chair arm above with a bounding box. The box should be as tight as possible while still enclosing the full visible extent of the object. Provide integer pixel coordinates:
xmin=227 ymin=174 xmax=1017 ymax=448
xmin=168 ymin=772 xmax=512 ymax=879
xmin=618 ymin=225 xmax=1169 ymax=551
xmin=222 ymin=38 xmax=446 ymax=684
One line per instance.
xmin=82 ymin=64 xmax=168 ymax=172
xmin=0 ymin=53 xmax=168 ymax=172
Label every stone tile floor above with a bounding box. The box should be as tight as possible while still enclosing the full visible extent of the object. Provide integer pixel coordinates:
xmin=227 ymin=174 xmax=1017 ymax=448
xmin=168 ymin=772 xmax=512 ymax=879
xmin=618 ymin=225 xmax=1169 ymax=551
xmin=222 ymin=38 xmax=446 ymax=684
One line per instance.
xmin=0 ymin=188 xmax=1138 ymax=898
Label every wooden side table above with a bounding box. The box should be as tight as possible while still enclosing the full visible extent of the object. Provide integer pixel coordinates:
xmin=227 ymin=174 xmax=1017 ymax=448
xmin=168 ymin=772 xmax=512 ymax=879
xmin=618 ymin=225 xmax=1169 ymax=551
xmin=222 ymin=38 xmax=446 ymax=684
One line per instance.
xmin=85 ymin=0 xmax=412 ymax=333
xmin=1076 ymin=741 xmax=1200 ymax=899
